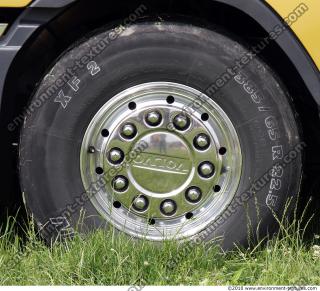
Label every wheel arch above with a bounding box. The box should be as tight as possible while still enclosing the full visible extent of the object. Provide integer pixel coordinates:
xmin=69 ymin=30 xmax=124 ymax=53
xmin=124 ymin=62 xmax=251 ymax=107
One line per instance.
xmin=2 ymin=0 xmax=320 ymax=116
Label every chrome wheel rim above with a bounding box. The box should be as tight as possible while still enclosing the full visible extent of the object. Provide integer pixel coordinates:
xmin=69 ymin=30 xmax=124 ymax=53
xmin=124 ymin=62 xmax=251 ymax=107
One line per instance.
xmin=80 ymin=82 xmax=242 ymax=241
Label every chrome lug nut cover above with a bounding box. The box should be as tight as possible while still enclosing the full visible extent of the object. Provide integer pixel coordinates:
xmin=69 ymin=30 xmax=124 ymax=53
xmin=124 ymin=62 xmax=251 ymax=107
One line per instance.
xmin=133 ymin=195 xmax=149 ymax=211
xmin=161 ymin=200 xmax=177 ymax=216
xmin=146 ymin=111 xmax=162 ymax=126
xmin=194 ymin=134 xmax=210 ymax=151
xmin=198 ymin=162 xmax=215 ymax=178
xmin=108 ymin=148 xmax=124 ymax=164
xmin=185 ymin=187 xmax=202 ymax=203
xmin=121 ymin=123 xmax=137 ymax=139
xmin=173 ymin=114 xmax=190 ymax=131
xmin=112 ymin=176 xmax=129 ymax=192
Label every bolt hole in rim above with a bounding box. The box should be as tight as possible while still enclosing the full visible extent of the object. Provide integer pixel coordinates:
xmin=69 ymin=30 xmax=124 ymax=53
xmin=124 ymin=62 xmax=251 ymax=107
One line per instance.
xmin=148 ymin=218 xmax=156 ymax=225
xmin=95 ymin=167 xmax=104 ymax=175
xmin=214 ymin=185 xmax=221 ymax=193
xmin=80 ymin=82 xmax=242 ymax=241
xmin=185 ymin=212 xmax=194 ymax=220
xmin=201 ymin=113 xmax=209 ymax=121
xmin=219 ymin=147 xmax=227 ymax=155
xmin=113 ymin=201 xmax=122 ymax=209
xmin=166 ymin=95 xmax=175 ymax=104
xmin=128 ymin=102 xmax=137 ymax=110
xmin=101 ymin=129 xmax=109 ymax=137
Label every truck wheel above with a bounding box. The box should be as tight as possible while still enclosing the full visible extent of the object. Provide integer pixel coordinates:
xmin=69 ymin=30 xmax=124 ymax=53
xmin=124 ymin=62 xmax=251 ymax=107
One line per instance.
xmin=19 ymin=22 xmax=303 ymax=249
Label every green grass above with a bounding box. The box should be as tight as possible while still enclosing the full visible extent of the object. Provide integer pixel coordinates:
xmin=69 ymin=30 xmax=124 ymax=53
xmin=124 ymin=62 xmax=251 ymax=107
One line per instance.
xmin=0 ymin=209 xmax=319 ymax=286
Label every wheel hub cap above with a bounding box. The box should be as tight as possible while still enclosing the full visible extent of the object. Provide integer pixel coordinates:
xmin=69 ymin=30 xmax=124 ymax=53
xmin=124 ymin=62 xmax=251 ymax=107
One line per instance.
xmin=80 ymin=82 xmax=242 ymax=241
xmin=130 ymin=131 xmax=192 ymax=197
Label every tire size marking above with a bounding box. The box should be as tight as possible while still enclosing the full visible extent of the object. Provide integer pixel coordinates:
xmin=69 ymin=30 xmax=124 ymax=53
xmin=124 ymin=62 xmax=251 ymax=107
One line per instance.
xmin=87 ymin=61 xmax=101 ymax=76
xmin=234 ymin=72 xmax=263 ymax=104
xmin=265 ymin=116 xmax=281 ymax=141
xmin=234 ymin=71 xmax=285 ymax=208
xmin=272 ymin=145 xmax=284 ymax=161
xmin=270 ymin=177 xmax=281 ymax=191
xmin=266 ymin=164 xmax=284 ymax=207
xmin=265 ymin=144 xmax=284 ymax=207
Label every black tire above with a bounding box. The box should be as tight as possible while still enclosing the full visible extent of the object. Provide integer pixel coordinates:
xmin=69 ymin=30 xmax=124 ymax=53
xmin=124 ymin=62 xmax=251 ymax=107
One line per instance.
xmin=19 ymin=22 xmax=303 ymax=249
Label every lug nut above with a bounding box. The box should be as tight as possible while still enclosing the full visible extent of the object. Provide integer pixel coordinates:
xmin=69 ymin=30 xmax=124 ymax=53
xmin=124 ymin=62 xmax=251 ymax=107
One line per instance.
xmin=185 ymin=187 xmax=202 ymax=203
xmin=88 ymin=146 xmax=96 ymax=154
xmin=160 ymin=200 xmax=177 ymax=216
xmin=198 ymin=162 xmax=215 ymax=178
xmin=133 ymin=195 xmax=149 ymax=211
xmin=121 ymin=123 xmax=137 ymax=139
xmin=108 ymin=148 xmax=124 ymax=164
xmin=146 ymin=111 xmax=162 ymax=126
xmin=173 ymin=114 xmax=190 ymax=131
xmin=194 ymin=134 xmax=210 ymax=150
xmin=112 ymin=176 xmax=129 ymax=192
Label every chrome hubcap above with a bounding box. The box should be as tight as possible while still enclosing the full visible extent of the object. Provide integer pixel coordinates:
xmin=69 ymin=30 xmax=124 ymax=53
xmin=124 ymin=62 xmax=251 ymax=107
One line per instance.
xmin=80 ymin=82 xmax=242 ymax=241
